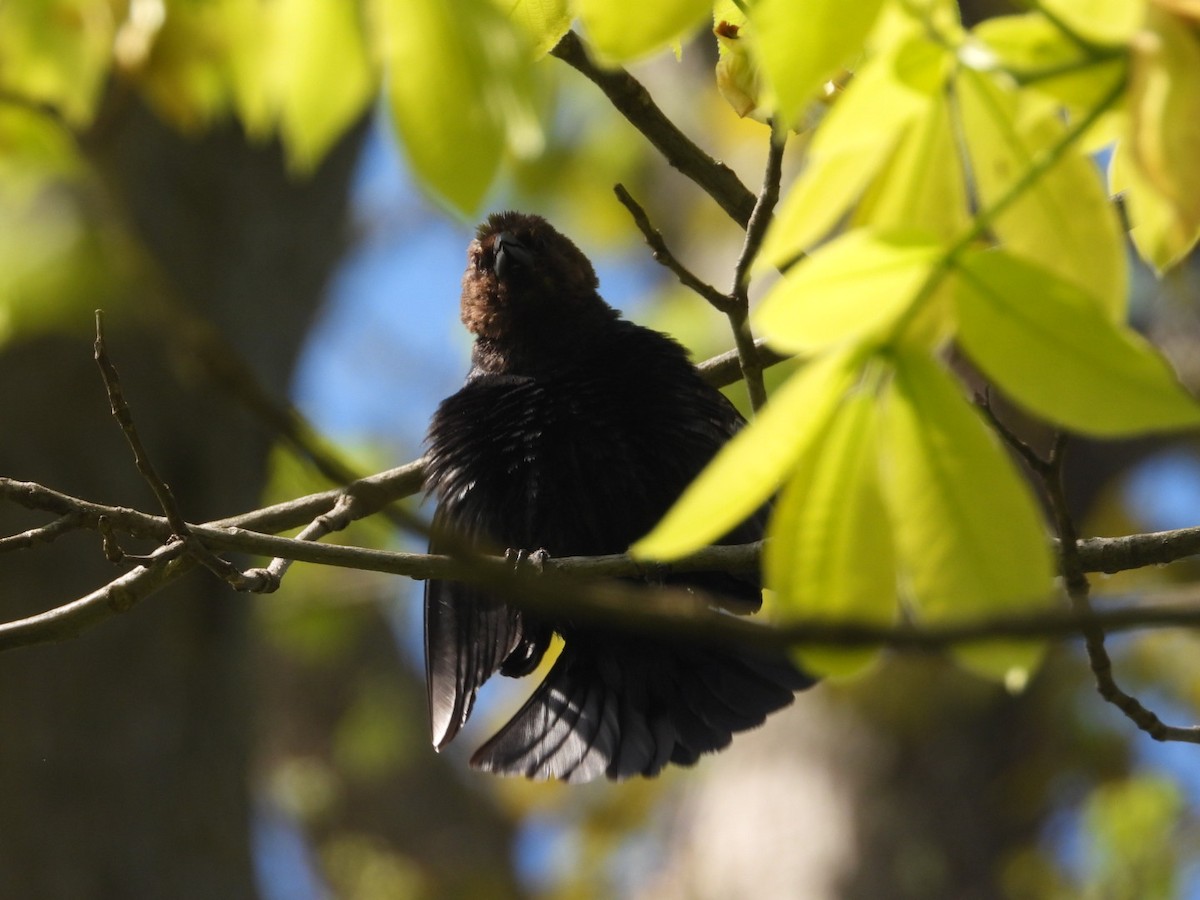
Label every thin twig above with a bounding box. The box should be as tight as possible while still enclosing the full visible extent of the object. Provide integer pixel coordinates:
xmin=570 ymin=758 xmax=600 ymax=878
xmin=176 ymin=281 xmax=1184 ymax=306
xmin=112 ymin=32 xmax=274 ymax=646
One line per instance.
xmin=614 ymin=184 xmax=731 ymax=312
xmin=93 ymin=310 xmax=275 ymax=592
xmin=976 ymin=389 xmax=1052 ymax=477
xmin=0 ymin=513 xmax=85 ymax=553
xmin=725 ymin=130 xmax=788 ymax=412
xmin=697 ymin=340 xmax=790 ymax=387
xmin=1044 ymin=436 xmax=1200 ymax=743
xmin=550 ymin=30 xmax=757 ymax=227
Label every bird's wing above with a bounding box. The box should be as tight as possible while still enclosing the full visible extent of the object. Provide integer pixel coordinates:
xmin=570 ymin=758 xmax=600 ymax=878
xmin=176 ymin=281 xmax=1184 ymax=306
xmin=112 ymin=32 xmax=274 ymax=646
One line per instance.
xmin=423 ymin=374 xmax=550 ymax=750
xmin=424 ymin=569 xmax=526 ymax=751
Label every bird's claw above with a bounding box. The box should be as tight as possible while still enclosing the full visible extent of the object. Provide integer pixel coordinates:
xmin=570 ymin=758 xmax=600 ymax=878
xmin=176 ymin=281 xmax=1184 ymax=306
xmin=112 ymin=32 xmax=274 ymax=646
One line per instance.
xmin=505 ymin=547 xmax=550 ymax=574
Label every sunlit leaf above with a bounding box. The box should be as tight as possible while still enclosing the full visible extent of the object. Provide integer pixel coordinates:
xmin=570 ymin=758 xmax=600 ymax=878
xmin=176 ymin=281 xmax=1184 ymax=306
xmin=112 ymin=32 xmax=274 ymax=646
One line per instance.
xmin=881 ymin=350 xmax=1054 ymax=682
xmin=956 ymin=67 xmax=1127 ymax=321
xmin=767 ymin=389 xmax=895 ymax=677
xmin=956 ymin=249 xmax=1200 ymax=436
xmin=575 ymin=0 xmax=710 ymax=63
xmin=970 ymin=13 xmax=1128 ymax=111
xmin=1110 ymin=140 xmax=1200 ymax=273
xmin=755 ymin=229 xmax=940 ymax=354
xmin=1128 ymin=5 xmax=1200 ymax=245
xmin=0 ymin=0 xmax=114 ymax=125
xmin=853 ymin=91 xmax=969 ymax=240
xmin=373 ymin=0 xmax=541 ymax=213
xmin=272 ymin=0 xmax=375 ymax=172
xmin=1082 ymin=777 xmax=1184 ymax=900
xmin=750 ymin=0 xmax=887 ymax=127
xmin=758 ymin=37 xmax=947 ymax=266
xmin=1036 ymin=0 xmax=1144 ymax=46
xmin=134 ymin=0 xmax=238 ymax=130
xmin=506 ymin=0 xmax=573 ymax=57
xmin=632 ymin=346 xmax=861 ymax=561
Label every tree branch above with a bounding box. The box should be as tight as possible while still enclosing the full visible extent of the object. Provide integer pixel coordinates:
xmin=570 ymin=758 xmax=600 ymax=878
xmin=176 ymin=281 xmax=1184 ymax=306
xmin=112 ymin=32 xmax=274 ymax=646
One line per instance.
xmin=550 ymin=30 xmax=757 ymax=227
xmin=1043 ymin=437 xmax=1200 ymax=743
xmin=725 ymin=129 xmax=787 ymax=412
xmin=614 ymin=183 xmax=732 ymax=311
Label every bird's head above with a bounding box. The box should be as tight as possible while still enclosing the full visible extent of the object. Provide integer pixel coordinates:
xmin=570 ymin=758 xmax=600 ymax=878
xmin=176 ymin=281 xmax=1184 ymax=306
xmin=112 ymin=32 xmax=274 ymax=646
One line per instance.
xmin=461 ymin=211 xmax=610 ymax=343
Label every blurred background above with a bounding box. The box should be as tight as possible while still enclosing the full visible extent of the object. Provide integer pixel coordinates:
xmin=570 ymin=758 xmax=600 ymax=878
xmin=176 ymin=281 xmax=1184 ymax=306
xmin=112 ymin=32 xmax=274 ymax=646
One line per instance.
xmin=2 ymin=1 xmax=1200 ymax=897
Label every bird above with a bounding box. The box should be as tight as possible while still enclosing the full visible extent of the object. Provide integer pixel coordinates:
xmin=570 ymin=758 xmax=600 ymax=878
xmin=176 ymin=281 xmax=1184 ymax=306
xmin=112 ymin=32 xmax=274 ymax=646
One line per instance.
xmin=422 ymin=210 xmax=813 ymax=783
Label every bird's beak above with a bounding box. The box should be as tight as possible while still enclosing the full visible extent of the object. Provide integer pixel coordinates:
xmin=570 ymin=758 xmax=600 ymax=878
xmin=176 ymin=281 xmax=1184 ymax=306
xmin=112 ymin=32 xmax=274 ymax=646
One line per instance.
xmin=494 ymin=231 xmax=534 ymax=280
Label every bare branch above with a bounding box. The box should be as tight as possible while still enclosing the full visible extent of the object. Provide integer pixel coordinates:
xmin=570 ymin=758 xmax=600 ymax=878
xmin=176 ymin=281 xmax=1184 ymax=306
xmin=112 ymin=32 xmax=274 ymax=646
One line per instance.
xmin=725 ymin=130 xmax=788 ymax=412
xmin=1044 ymin=437 xmax=1200 ymax=744
xmin=550 ymin=30 xmax=757 ymax=227
xmin=614 ymin=183 xmax=731 ymax=311
xmin=95 ymin=311 xmax=276 ymax=592
xmin=0 ymin=513 xmax=86 ymax=553
xmin=697 ymin=340 xmax=790 ymax=387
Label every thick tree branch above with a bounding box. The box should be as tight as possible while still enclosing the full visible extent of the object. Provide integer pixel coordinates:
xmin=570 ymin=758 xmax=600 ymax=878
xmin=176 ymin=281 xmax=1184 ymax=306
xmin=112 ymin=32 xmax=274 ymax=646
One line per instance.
xmin=550 ymin=30 xmax=757 ymax=227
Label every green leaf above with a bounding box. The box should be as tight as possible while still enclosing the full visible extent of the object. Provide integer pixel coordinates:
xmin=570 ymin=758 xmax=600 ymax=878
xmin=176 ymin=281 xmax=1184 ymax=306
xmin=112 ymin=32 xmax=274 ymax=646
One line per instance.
xmin=575 ymin=0 xmax=710 ymax=63
xmin=374 ymin=0 xmax=541 ymax=213
xmin=507 ymin=0 xmax=573 ymax=57
xmin=956 ymin=67 xmax=1128 ymax=321
xmin=1082 ymin=777 xmax=1184 ymax=900
xmin=881 ymin=350 xmax=1054 ymax=683
xmin=273 ymin=0 xmax=376 ymax=172
xmin=758 ymin=36 xmax=947 ymax=266
xmin=1128 ymin=5 xmax=1200 ymax=246
xmin=1110 ymin=141 xmax=1200 ymax=274
xmin=956 ymin=249 xmax=1200 ymax=436
xmin=853 ymin=91 xmax=970 ymax=240
xmin=970 ymin=14 xmax=1128 ymax=111
xmin=767 ymin=389 xmax=896 ymax=677
xmin=134 ymin=0 xmax=240 ymax=130
xmin=750 ymin=0 xmax=887 ymax=127
xmin=632 ymin=345 xmax=861 ymax=561
xmin=1036 ymin=0 xmax=1143 ymax=47
xmin=0 ymin=0 xmax=113 ymax=125
xmin=755 ymin=229 xmax=940 ymax=354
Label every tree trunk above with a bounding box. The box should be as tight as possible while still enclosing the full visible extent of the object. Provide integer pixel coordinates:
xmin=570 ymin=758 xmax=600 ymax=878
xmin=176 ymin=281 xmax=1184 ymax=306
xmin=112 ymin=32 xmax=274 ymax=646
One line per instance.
xmin=0 ymin=99 xmax=364 ymax=899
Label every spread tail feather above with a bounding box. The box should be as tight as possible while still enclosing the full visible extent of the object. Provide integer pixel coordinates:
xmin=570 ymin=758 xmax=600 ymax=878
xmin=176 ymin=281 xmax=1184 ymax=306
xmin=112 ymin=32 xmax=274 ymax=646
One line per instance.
xmin=469 ymin=640 xmax=814 ymax=782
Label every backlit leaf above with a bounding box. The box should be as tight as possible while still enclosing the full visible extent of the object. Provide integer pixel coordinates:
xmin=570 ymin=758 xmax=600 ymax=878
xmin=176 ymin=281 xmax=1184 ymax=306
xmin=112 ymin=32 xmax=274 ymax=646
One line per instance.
xmin=881 ymin=350 xmax=1054 ymax=682
xmin=970 ymin=13 xmax=1128 ymax=112
xmin=767 ymin=389 xmax=895 ymax=677
xmin=0 ymin=0 xmax=114 ymax=125
xmin=853 ymin=91 xmax=969 ymax=240
xmin=956 ymin=249 xmax=1200 ymax=436
xmin=750 ymin=0 xmax=887 ymax=127
xmin=1037 ymin=0 xmax=1143 ymax=46
xmin=755 ymin=229 xmax=940 ymax=354
xmin=575 ymin=0 xmax=710 ymax=64
xmin=507 ymin=0 xmax=572 ymax=57
xmin=374 ymin=0 xmax=541 ymax=213
xmin=274 ymin=0 xmax=375 ymax=172
xmin=1110 ymin=141 xmax=1200 ymax=273
xmin=758 ymin=37 xmax=947 ymax=266
xmin=632 ymin=346 xmax=861 ymax=561
xmin=1128 ymin=5 xmax=1200 ymax=245
xmin=956 ymin=67 xmax=1127 ymax=320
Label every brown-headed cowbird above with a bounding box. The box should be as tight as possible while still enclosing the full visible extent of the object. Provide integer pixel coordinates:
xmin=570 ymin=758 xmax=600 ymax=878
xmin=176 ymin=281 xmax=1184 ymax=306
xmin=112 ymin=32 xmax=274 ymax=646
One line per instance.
xmin=423 ymin=211 xmax=812 ymax=782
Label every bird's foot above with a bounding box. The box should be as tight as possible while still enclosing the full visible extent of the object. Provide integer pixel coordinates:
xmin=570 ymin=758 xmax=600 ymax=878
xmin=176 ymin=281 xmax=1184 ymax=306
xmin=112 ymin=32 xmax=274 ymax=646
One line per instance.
xmin=505 ymin=547 xmax=550 ymax=575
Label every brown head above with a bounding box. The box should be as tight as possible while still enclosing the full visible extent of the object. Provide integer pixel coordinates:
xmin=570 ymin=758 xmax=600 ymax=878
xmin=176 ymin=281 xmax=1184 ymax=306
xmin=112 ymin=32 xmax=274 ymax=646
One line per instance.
xmin=460 ymin=212 xmax=613 ymax=349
